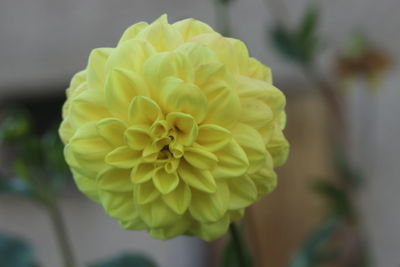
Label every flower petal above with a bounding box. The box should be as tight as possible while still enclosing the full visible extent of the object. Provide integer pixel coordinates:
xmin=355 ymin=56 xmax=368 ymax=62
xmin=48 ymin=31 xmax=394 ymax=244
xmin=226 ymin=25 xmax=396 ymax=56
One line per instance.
xmin=97 ymin=167 xmax=132 ymax=193
xmin=227 ymin=176 xmax=257 ymax=209
xmin=96 ymin=118 xmax=126 ymax=147
xmin=105 ymin=68 xmax=149 ymax=121
xmin=190 ymin=33 xmax=239 ymax=73
xmin=125 ymin=127 xmax=152 ymax=150
xmin=162 ymin=180 xmax=191 ymax=214
xmin=190 ymin=214 xmax=230 ymax=241
xmin=106 ymin=39 xmax=155 ymax=73
xmin=196 ymin=124 xmax=231 ymax=152
xmin=246 ymin=57 xmax=272 ymax=82
xmin=201 ymin=81 xmax=241 ymax=128
xmin=142 ymin=52 xmax=194 ymax=93
xmin=183 ymin=145 xmax=218 ymax=170
xmin=99 ymin=190 xmax=137 ymax=221
xmin=236 ymin=75 xmax=285 ymax=117
xmin=189 ymin=182 xmax=229 ymax=223
xmin=119 ymin=217 xmax=147 ymax=231
xmin=175 ymin=42 xmax=218 ymax=68
xmin=149 ymin=120 xmax=169 ymax=138
xmin=166 ymin=112 xmax=198 ymax=146
xmin=212 ymin=139 xmax=249 ymax=179
xmin=131 ymin=163 xmax=156 ymax=184
xmin=86 ymin=48 xmax=113 ymax=91
xmin=232 ymin=123 xmax=266 ymax=173
xmin=136 ymin=14 xmax=183 ymax=52
xmin=105 ymin=146 xmax=141 ymax=169
xmin=159 ymin=77 xmax=208 ymax=123
xmin=248 ymin=152 xmax=277 ymax=198
xmin=68 ymin=122 xmax=112 ymax=173
xmin=138 ymin=198 xmax=180 ymax=228
xmin=178 ymin=160 xmax=216 ymax=193
xmin=135 ymin=180 xmax=160 ymax=204
xmin=165 ymin=158 xmax=180 ymax=174
xmin=152 ymin=167 xmax=179 ymax=195
xmin=128 ymin=96 xmax=163 ymax=127
xmin=70 ymin=169 xmax=99 ymax=202
xmin=173 ymin=18 xmax=214 ymax=40
xmin=69 ymin=88 xmax=110 ymax=129
xmin=267 ymin=124 xmax=289 ymax=167
xmin=118 ymin=21 xmax=149 ymax=44
xmin=226 ymin=38 xmax=250 ymax=74
xmin=149 ymin=217 xmax=190 ymax=240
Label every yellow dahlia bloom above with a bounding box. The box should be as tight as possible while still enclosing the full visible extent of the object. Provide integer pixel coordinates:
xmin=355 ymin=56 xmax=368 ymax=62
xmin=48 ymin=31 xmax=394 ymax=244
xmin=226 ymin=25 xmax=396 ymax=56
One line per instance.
xmin=59 ymin=15 xmax=289 ymax=241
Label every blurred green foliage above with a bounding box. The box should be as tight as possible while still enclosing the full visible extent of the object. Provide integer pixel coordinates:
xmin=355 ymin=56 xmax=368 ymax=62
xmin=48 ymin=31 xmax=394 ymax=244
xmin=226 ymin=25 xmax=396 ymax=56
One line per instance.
xmin=289 ymin=218 xmax=340 ymax=267
xmin=89 ymin=253 xmax=158 ymax=267
xmin=270 ymin=5 xmax=320 ymax=65
xmin=219 ymin=225 xmax=253 ymax=267
xmin=0 ymin=105 xmax=161 ymax=267
xmin=0 ymin=106 xmax=69 ymax=206
xmin=0 ymin=231 xmax=38 ymax=267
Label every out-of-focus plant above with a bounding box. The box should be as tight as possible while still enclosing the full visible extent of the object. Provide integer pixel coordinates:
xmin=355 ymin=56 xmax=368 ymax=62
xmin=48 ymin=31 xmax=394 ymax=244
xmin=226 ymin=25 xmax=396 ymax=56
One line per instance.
xmin=0 ymin=106 xmax=161 ymax=267
xmin=266 ymin=2 xmax=392 ymax=266
xmin=219 ymin=224 xmax=253 ymax=267
xmin=0 ymin=231 xmax=38 ymax=267
xmin=213 ymin=0 xmax=235 ymax=36
xmin=270 ymin=5 xmax=320 ymax=66
xmin=335 ymin=33 xmax=392 ymax=91
xmin=89 ymin=252 xmax=157 ymax=267
xmin=0 ymin=106 xmax=75 ymax=267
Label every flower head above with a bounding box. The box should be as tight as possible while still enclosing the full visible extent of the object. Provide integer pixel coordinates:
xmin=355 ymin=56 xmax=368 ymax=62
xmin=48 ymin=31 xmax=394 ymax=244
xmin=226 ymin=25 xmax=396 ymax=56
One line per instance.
xmin=59 ymin=15 xmax=289 ymax=241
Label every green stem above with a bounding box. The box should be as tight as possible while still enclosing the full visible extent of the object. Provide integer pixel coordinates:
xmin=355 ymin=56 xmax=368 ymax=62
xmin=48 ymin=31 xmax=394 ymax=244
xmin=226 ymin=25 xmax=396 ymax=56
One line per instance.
xmin=229 ymin=223 xmax=248 ymax=267
xmin=214 ymin=0 xmax=232 ymax=36
xmin=47 ymin=200 xmax=77 ymax=267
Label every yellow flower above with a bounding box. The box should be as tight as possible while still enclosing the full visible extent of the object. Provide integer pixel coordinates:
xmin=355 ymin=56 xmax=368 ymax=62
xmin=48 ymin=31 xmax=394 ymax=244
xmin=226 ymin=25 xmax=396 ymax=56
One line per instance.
xmin=59 ymin=15 xmax=289 ymax=241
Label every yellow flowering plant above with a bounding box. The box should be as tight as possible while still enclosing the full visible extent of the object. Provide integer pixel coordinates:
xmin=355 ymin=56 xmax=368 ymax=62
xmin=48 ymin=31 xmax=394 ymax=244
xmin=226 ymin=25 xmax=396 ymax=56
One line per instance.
xmin=59 ymin=15 xmax=288 ymax=241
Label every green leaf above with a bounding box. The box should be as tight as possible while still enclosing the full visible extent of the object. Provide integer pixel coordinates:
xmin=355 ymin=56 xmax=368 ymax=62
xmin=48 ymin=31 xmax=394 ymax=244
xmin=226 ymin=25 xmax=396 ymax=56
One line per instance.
xmin=269 ymin=5 xmax=321 ymax=65
xmin=0 ymin=231 xmax=37 ymax=267
xmin=313 ymin=180 xmax=353 ymax=220
xmin=89 ymin=252 xmax=158 ymax=267
xmin=289 ymin=218 xmax=340 ymax=267
xmin=41 ymin=128 xmax=70 ymax=191
xmin=0 ymin=108 xmax=31 ymax=143
xmin=219 ymin=229 xmax=252 ymax=267
xmin=270 ymin=24 xmax=298 ymax=61
xmin=298 ymin=5 xmax=319 ymax=44
xmin=333 ymin=149 xmax=363 ymax=190
xmin=0 ymin=175 xmax=35 ymax=198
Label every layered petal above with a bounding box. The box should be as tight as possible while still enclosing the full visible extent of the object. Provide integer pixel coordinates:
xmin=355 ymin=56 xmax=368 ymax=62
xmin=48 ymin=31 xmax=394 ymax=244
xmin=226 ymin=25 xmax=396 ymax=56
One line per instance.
xmin=60 ymin=15 xmax=288 ymax=242
xmin=178 ymin=160 xmax=217 ymax=193
xmin=97 ymin=167 xmax=132 ymax=193
xmin=105 ymin=68 xmax=149 ymax=121
xmin=173 ymin=18 xmax=214 ymax=40
xmin=189 ymin=182 xmax=229 ymax=223
xmin=105 ymin=146 xmax=142 ymax=169
xmin=212 ymin=139 xmax=249 ymax=179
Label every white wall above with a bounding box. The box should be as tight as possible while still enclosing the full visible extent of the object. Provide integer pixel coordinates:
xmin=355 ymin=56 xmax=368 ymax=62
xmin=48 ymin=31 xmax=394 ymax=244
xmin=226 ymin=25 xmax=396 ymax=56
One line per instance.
xmin=0 ymin=192 xmax=208 ymax=267
xmin=0 ymin=0 xmax=399 ymax=266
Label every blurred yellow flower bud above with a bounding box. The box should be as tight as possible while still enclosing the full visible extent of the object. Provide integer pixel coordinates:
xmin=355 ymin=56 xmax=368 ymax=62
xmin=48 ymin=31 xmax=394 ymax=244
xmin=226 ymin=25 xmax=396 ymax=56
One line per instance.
xmin=59 ymin=15 xmax=289 ymax=241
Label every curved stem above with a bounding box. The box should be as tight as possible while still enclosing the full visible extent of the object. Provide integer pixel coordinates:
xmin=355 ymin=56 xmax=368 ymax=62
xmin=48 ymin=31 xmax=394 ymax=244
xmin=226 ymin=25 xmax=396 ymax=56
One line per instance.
xmin=47 ymin=201 xmax=77 ymax=267
xmin=229 ymin=223 xmax=248 ymax=267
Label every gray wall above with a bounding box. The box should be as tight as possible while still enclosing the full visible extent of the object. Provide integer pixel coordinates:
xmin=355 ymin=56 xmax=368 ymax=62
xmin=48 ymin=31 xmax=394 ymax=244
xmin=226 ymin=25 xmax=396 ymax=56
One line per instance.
xmin=0 ymin=0 xmax=399 ymax=266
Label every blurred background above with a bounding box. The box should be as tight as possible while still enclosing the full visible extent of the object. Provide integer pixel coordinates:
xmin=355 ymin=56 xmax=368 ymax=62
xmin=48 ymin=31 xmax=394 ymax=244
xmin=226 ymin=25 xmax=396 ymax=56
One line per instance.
xmin=0 ymin=0 xmax=398 ymax=266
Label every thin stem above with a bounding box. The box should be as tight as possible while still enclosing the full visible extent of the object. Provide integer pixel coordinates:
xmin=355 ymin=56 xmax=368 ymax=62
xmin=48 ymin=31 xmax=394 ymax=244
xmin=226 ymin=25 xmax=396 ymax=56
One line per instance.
xmin=47 ymin=200 xmax=77 ymax=267
xmin=229 ymin=223 xmax=248 ymax=267
xmin=214 ymin=1 xmax=232 ymax=36
xmin=302 ymin=64 xmax=347 ymax=146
